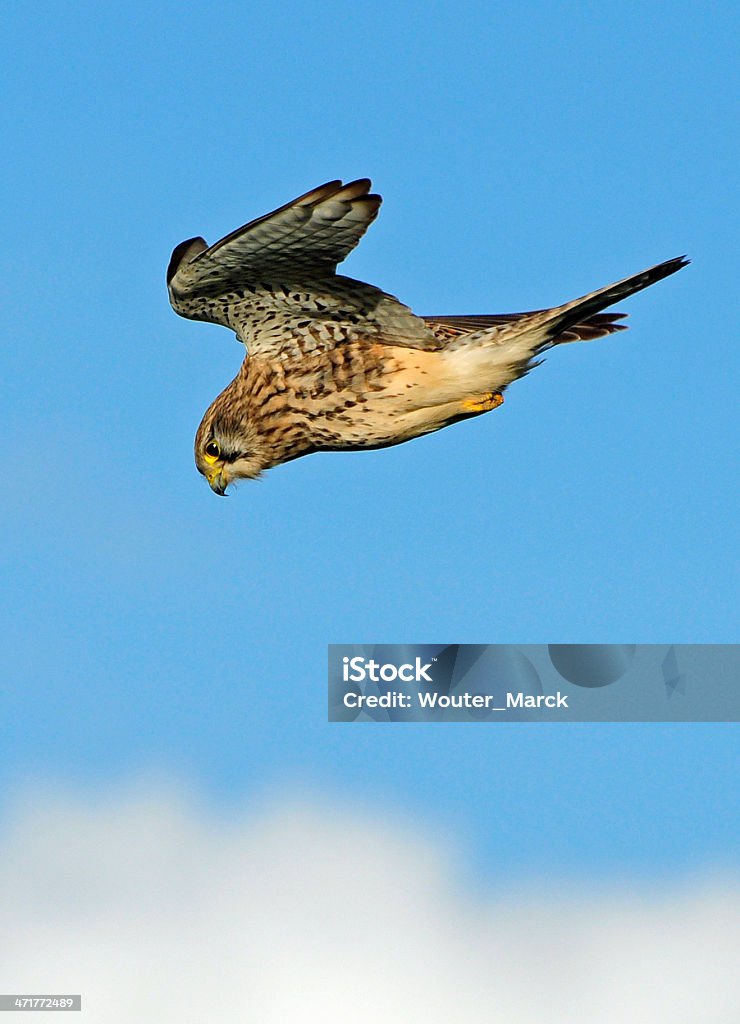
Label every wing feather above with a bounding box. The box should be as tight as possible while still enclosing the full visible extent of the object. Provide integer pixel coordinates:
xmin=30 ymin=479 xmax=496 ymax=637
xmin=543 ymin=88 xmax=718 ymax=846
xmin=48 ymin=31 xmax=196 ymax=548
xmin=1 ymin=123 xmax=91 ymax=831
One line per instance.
xmin=169 ymin=179 xmax=381 ymax=301
xmin=167 ymin=178 xmax=440 ymax=356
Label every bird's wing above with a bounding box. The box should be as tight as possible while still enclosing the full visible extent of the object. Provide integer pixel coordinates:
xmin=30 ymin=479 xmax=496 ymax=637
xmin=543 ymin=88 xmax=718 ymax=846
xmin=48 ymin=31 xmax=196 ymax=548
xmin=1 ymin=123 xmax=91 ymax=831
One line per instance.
xmin=167 ymin=178 xmax=440 ymax=356
xmin=169 ymin=179 xmax=380 ymax=289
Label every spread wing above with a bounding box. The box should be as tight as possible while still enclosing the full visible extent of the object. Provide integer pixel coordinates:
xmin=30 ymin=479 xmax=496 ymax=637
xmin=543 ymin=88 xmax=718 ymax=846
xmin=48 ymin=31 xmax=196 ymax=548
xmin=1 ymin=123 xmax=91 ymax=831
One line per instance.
xmin=170 ymin=179 xmax=380 ymax=287
xmin=167 ymin=178 xmax=439 ymax=358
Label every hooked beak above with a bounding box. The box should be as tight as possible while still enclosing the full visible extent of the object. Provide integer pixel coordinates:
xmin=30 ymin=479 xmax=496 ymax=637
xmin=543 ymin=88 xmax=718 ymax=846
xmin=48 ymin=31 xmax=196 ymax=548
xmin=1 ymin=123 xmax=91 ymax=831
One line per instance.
xmin=205 ymin=466 xmax=229 ymax=496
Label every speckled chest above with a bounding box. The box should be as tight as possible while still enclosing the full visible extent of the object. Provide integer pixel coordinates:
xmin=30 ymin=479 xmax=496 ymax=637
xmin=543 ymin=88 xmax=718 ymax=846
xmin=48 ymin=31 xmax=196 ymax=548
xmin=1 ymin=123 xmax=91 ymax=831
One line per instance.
xmin=242 ymin=341 xmax=416 ymax=453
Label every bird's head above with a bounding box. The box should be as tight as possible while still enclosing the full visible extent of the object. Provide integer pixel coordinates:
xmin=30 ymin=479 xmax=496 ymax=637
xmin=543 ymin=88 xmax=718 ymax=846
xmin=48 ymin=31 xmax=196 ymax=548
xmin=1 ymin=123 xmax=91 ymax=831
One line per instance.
xmin=194 ymin=389 xmax=266 ymax=494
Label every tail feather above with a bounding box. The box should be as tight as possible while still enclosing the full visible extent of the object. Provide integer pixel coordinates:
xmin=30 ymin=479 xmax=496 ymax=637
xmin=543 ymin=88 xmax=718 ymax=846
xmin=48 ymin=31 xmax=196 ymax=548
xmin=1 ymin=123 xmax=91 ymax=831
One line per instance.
xmin=519 ymin=255 xmax=689 ymax=351
xmin=425 ymin=256 xmax=688 ymax=355
xmin=425 ymin=311 xmax=629 ymax=345
xmin=433 ymin=256 xmax=688 ymax=394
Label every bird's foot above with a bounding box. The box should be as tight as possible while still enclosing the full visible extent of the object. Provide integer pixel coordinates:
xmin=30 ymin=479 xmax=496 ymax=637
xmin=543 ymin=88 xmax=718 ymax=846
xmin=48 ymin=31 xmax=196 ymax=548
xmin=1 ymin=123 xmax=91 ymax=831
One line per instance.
xmin=461 ymin=391 xmax=504 ymax=414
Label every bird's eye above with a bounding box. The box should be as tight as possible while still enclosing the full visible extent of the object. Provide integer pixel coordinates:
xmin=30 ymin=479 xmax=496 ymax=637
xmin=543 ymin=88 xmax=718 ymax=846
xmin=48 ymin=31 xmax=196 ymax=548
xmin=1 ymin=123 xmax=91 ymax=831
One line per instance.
xmin=203 ymin=440 xmax=221 ymax=463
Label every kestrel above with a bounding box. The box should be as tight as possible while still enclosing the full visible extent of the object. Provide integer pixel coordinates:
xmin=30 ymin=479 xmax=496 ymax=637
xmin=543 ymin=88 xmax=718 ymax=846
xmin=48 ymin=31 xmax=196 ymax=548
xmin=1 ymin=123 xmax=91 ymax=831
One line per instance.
xmin=168 ymin=179 xmax=687 ymax=494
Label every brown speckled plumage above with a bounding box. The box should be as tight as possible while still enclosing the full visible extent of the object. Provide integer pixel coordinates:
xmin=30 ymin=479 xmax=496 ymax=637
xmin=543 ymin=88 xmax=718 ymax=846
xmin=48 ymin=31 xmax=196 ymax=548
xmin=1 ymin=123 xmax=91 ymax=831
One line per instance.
xmin=168 ymin=178 xmax=688 ymax=493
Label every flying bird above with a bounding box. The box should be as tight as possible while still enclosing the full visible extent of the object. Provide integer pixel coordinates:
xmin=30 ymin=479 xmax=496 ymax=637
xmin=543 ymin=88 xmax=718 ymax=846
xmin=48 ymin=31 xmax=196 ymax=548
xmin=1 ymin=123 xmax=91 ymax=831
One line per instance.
xmin=167 ymin=179 xmax=687 ymax=494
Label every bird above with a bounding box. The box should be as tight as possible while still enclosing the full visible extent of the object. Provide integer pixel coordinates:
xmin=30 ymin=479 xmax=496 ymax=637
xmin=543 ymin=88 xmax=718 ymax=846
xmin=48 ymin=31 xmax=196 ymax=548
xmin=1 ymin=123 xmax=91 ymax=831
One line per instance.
xmin=167 ymin=178 xmax=687 ymax=494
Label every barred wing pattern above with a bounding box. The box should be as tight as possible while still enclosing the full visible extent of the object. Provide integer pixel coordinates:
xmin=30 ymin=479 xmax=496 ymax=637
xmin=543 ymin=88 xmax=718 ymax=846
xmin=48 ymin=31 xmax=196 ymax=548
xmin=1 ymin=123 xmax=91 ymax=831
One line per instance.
xmin=167 ymin=179 xmax=439 ymax=359
xmin=170 ymin=179 xmax=381 ymax=287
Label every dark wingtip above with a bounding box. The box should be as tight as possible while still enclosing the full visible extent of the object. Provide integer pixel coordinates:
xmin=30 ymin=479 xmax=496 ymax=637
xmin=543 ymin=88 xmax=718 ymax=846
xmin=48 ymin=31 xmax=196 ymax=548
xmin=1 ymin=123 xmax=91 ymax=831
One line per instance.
xmin=167 ymin=236 xmax=208 ymax=284
xmin=337 ymin=178 xmax=382 ymax=207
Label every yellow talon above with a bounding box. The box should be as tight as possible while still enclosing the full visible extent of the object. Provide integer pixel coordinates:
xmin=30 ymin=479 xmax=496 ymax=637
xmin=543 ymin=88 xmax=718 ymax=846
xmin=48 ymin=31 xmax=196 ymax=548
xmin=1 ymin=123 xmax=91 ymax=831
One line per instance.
xmin=461 ymin=391 xmax=504 ymax=414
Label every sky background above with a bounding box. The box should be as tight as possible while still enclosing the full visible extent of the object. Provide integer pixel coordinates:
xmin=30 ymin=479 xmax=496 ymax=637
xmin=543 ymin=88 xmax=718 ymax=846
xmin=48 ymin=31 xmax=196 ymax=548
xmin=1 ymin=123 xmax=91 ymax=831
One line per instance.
xmin=0 ymin=3 xmax=738 ymax=1017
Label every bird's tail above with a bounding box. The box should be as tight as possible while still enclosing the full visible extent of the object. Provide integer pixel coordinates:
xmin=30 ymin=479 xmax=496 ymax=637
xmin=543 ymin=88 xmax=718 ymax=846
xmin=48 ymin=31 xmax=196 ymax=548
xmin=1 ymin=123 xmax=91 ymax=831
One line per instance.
xmin=513 ymin=255 xmax=690 ymax=351
xmin=434 ymin=255 xmax=689 ymax=396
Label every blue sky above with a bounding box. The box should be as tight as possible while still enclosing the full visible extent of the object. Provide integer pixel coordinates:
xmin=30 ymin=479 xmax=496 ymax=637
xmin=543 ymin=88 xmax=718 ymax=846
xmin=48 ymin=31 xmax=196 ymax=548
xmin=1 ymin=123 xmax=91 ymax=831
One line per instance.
xmin=1 ymin=1 xmax=738 ymax=882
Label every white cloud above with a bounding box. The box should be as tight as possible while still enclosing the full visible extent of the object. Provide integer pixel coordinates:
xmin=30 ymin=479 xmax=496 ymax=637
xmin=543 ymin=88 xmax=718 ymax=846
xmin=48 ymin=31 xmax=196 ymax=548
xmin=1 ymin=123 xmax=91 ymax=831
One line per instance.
xmin=0 ymin=782 xmax=737 ymax=1023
